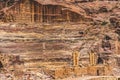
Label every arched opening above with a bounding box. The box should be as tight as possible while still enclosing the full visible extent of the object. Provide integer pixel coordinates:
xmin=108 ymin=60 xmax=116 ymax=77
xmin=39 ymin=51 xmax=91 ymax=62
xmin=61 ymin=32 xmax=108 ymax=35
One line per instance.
xmin=97 ymin=56 xmax=103 ymax=64
xmin=96 ymin=67 xmax=104 ymax=76
xmin=99 ymin=6 xmax=108 ymax=13
xmin=102 ymin=40 xmax=111 ymax=51
xmin=118 ymin=78 xmax=120 ymax=80
xmin=97 ymin=70 xmax=100 ymax=76
xmin=0 ymin=61 xmax=3 ymax=68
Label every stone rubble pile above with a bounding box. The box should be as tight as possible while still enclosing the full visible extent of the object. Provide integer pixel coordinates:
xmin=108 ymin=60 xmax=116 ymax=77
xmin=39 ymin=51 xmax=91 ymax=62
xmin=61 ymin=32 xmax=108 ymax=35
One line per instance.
xmin=0 ymin=70 xmax=52 ymax=80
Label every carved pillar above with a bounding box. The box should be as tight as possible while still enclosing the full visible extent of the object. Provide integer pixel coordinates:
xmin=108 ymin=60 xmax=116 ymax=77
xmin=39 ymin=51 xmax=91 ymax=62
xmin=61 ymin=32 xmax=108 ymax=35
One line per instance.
xmin=72 ymin=51 xmax=79 ymax=67
xmin=89 ymin=52 xmax=96 ymax=66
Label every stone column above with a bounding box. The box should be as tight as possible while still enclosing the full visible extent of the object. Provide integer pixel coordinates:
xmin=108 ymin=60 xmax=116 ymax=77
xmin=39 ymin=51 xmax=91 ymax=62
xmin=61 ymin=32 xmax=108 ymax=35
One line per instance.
xmin=72 ymin=51 xmax=79 ymax=67
xmin=89 ymin=52 xmax=96 ymax=66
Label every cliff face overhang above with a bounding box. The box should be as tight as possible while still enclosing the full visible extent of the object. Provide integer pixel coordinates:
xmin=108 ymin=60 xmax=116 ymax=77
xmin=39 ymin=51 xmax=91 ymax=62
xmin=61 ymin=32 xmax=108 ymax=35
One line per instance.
xmin=34 ymin=0 xmax=86 ymax=16
xmin=33 ymin=0 xmax=119 ymax=15
xmin=0 ymin=0 xmax=119 ymax=23
xmin=0 ymin=0 xmax=86 ymax=17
